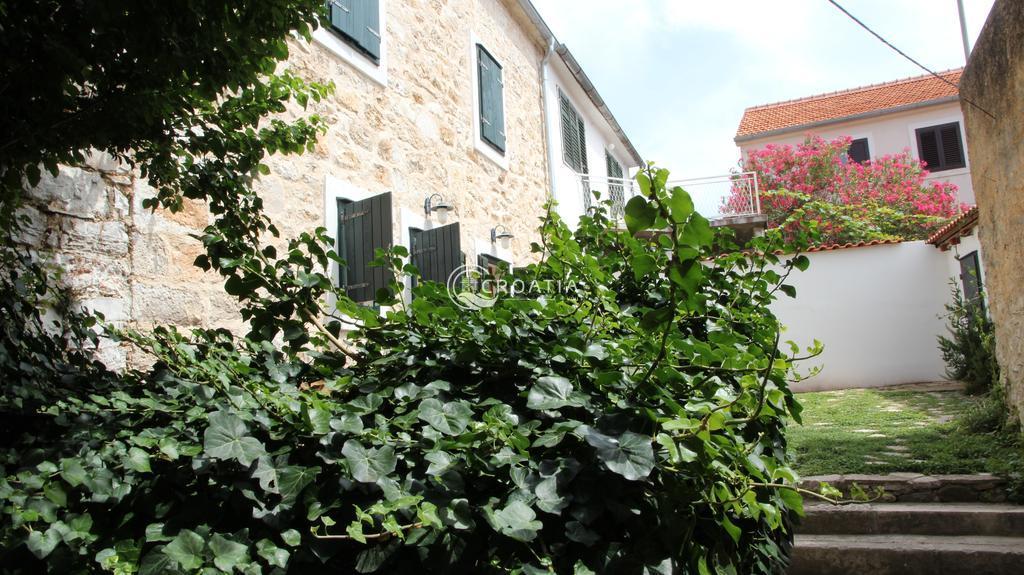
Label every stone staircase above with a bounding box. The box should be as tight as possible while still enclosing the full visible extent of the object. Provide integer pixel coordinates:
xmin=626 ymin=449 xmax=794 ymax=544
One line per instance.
xmin=788 ymin=474 xmax=1024 ymax=575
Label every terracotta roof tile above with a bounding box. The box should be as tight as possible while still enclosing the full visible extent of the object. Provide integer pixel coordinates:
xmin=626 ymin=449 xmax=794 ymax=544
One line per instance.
xmin=736 ymin=69 xmax=962 ymax=139
xmin=803 ymin=239 xmax=904 ymax=253
xmin=927 ymin=206 xmax=979 ymax=250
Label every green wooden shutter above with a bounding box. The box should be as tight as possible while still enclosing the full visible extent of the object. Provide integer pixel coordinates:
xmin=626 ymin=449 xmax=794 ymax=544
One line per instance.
xmin=560 ymin=91 xmax=581 ymax=172
xmin=328 ymin=0 xmax=355 ymax=39
xmin=355 ymin=0 xmax=381 ymax=61
xmin=337 ymin=192 xmax=392 ymax=303
xmin=327 ymin=0 xmax=380 ymax=62
xmin=477 ymin=45 xmax=505 ymax=153
xmin=410 ymin=222 xmax=462 ymax=285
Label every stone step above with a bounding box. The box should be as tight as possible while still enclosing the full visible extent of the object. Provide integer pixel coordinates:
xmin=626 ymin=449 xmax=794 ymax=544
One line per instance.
xmin=788 ymin=534 xmax=1024 ymax=575
xmin=799 ymin=473 xmax=1008 ymax=503
xmin=800 ymin=502 xmax=1024 ymax=536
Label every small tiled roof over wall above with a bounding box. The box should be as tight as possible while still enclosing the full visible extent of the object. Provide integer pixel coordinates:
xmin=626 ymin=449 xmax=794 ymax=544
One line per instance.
xmin=735 ymin=69 xmax=962 ymax=140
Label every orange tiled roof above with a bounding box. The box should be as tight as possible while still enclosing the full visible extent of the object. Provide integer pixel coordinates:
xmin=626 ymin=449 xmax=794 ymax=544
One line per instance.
xmin=736 ymin=69 xmax=963 ymax=139
xmin=803 ymin=239 xmax=904 ymax=253
xmin=927 ymin=206 xmax=979 ymax=251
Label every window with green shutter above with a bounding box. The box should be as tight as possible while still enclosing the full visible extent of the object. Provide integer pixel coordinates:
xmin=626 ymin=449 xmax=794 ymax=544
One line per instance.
xmin=326 ymin=0 xmax=381 ymax=63
xmin=410 ymin=223 xmax=462 ymax=287
xmin=336 ymin=192 xmax=392 ymax=303
xmin=560 ymin=90 xmax=587 ymax=174
xmin=477 ymin=45 xmax=505 ymax=153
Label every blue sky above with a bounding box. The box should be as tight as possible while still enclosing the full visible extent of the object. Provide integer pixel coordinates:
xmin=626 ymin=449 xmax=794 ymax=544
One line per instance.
xmin=533 ymin=0 xmax=996 ymax=178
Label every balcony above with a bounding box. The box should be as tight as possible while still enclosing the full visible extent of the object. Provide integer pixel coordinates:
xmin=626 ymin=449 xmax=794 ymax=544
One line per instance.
xmin=578 ymin=171 xmax=766 ymax=225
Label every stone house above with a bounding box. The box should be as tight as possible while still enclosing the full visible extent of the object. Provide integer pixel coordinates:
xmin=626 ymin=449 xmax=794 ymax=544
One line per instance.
xmin=22 ymin=0 xmax=642 ymax=368
xmin=735 ymin=69 xmax=975 ymax=205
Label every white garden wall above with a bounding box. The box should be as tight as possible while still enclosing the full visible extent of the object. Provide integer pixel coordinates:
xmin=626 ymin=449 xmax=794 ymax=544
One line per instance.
xmin=769 ymin=240 xmax=964 ymax=391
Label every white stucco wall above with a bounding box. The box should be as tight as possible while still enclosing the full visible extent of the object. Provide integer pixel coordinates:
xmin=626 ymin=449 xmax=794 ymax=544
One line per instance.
xmin=738 ymin=101 xmax=974 ymax=205
xmin=771 ymin=241 xmax=971 ymax=391
xmin=545 ymin=57 xmax=636 ymax=228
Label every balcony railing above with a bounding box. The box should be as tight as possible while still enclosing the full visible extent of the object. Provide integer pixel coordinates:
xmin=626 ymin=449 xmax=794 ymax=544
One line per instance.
xmin=578 ymin=171 xmax=761 ymax=221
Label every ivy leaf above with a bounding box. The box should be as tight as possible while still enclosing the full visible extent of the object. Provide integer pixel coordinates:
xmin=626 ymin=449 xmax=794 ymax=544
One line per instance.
xmin=26 ymin=527 xmax=61 ymax=558
xmin=329 ymin=413 xmax=364 ymax=434
xmin=355 ymin=542 xmax=398 ymax=573
xmin=526 ymin=376 xmax=584 ymax=411
xmin=126 ymin=447 xmax=152 ymax=473
xmin=582 ymin=428 xmax=655 ymax=481
xmin=424 ymin=451 xmax=453 ymax=476
xmin=341 ymin=440 xmax=397 ymax=483
xmin=566 ymin=521 xmax=600 ymax=546
xmin=779 ymin=487 xmax=804 ymax=516
xmin=486 ymin=501 xmax=544 ymax=542
xmin=138 ymin=549 xmax=176 ymax=575
xmin=417 ymin=398 xmax=472 ymax=435
xmin=208 ymin=533 xmax=247 ymax=572
xmin=278 ymin=465 xmax=320 ymax=503
xmin=624 ymin=196 xmax=658 ymax=235
xmin=534 ymin=476 xmax=568 ymax=514
xmin=256 ymin=539 xmax=290 ymax=568
xmin=163 ymin=530 xmax=205 ymax=571
xmin=203 ymin=411 xmax=266 ymax=466
xmin=280 ymin=529 xmax=302 ymax=547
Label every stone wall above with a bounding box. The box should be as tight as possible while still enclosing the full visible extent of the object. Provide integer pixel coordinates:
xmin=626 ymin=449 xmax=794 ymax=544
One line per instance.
xmin=24 ymin=0 xmax=554 ymax=369
xmin=959 ymin=0 xmax=1024 ymax=426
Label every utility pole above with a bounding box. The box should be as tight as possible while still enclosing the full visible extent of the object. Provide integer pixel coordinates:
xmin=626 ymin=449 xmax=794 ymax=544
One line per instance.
xmin=956 ymin=0 xmax=971 ymax=63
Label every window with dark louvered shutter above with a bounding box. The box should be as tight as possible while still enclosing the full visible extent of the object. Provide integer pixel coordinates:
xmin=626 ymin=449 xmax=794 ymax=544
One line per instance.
xmin=915 ymin=122 xmax=965 ymax=172
xmin=560 ymin=90 xmax=587 ymax=174
xmin=327 ymin=0 xmax=381 ymax=62
xmin=337 ymin=192 xmax=393 ymax=303
xmin=410 ymin=223 xmax=462 ymax=286
xmin=477 ymin=45 xmax=505 ymax=153
xmin=848 ymin=138 xmax=870 ymax=164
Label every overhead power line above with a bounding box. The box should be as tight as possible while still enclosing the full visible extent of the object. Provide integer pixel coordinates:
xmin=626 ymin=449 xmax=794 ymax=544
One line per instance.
xmin=825 ymin=0 xmax=995 ymax=120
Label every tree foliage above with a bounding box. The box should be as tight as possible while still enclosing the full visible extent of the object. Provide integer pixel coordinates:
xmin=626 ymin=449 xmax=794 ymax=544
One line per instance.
xmin=1 ymin=2 xmax=819 ymax=573
xmin=938 ymin=282 xmax=999 ymax=395
xmin=727 ymin=136 xmax=963 ymax=245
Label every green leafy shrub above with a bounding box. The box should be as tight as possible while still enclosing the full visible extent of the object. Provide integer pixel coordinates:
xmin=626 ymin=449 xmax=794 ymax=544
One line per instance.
xmin=0 ymin=166 xmax=816 ymax=573
xmin=938 ymin=282 xmax=999 ymax=395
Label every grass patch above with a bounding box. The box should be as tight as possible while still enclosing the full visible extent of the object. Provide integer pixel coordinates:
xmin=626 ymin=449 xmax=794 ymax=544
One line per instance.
xmin=788 ymin=388 xmax=1023 ymax=477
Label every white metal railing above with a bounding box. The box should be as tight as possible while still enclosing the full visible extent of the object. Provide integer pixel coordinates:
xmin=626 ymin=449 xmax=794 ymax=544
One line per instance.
xmin=578 ymin=171 xmax=761 ymax=221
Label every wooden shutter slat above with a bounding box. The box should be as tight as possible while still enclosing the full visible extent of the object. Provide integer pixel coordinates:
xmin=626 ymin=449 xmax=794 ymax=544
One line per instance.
xmin=917 ymin=128 xmax=941 ymax=170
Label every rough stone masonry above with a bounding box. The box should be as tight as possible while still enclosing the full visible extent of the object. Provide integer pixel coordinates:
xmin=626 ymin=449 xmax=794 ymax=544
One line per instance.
xmin=959 ymin=0 xmax=1024 ymax=427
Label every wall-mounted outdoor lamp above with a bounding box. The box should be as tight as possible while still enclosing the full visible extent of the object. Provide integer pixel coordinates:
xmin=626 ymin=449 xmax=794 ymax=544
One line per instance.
xmin=490 ymin=224 xmax=514 ymax=250
xmin=424 ymin=193 xmax=453 ymax=224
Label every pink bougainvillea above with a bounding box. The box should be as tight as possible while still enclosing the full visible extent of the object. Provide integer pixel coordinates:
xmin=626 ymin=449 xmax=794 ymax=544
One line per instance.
xmin=726 ymin=136 xmax=965 ymax=244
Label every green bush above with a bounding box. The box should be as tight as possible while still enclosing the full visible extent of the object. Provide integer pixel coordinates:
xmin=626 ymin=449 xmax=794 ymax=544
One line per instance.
xmin=0 ymin=167 xmax=817 ymax=573
xmin=938 ymin=282 xmax=999 ymax=395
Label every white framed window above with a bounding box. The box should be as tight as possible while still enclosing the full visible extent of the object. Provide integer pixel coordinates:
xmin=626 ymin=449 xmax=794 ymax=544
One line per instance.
xmin=313 ymin=0 xmax=388 ymax=87
xmin=470 ymin=34 xmax=509 ymax=170
xmin=906 ymin=115 xmax=969 ymax=173
xmin=323 ymin=175 xmax=393 ymax=305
